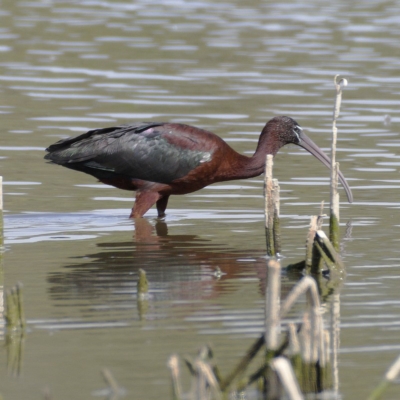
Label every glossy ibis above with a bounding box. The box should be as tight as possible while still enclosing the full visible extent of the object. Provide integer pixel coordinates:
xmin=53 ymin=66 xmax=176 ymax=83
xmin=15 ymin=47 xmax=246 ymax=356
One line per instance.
xmin=44 ymin=116 xmax=353 ymax=218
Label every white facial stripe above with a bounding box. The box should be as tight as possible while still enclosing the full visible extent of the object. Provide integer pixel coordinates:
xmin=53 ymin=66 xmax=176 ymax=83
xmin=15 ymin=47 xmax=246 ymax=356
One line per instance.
xmin=293 ymin=125 xmax=303 ymax=142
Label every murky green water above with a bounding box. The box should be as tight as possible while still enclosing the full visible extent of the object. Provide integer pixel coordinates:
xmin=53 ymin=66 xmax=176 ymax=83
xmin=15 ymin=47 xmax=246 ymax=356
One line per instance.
xmin=1 ymin=0 xmax=400 ymax=399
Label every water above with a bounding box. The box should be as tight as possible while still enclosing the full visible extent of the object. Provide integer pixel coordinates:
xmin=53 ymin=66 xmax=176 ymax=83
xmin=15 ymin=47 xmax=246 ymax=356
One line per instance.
xmin=1 ymin=0 xmax=400 ymax=398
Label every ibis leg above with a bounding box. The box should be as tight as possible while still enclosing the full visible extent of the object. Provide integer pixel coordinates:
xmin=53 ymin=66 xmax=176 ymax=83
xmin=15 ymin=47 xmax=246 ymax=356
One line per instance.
xmin=156 ymin=195 xmax=170 ymax=218
xmin=130 ymin=191 xmax=161 ymax=218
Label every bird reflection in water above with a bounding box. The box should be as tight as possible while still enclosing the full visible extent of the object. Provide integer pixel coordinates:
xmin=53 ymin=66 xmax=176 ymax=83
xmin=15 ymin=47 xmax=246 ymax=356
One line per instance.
xmin=47 ymin=218 xmax=291 ymax=320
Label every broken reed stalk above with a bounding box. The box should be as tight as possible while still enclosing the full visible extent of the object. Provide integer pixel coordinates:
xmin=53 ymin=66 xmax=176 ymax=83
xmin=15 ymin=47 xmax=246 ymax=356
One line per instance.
xmin=314 ymin=230 xmax=345 ymax=274
xmin=271 ymin=357 xmax=304 ymax=400
xmin=265 ymin=260 xmax=281 ymax=352
xmin=264 ymin=155 xmax=281 ymax=256
xmin=306 ymin=203 xmax=328 ymax=274
xmin=287 ymin=323 xmax=303 ymax=388
xmin=167 ymin=355 xmax=183 ymax=400
xmin=367 ymin=354 xmax=400 ymax=400
xmin=169 ymin=271 xmax=335 ymax=397
xmin=194 ymin=360 xmax=222 ymax=400
xmin=272 ymin=179 xmax=281 ymax=254
xmin=280 ymin=276 xmax=328 ymax=393
xmin=280 ymin=276 xmax=320 ymax=320
xmin=330 ymin=75 xmax=347 ymax=251
xmin=101 ymin=368 xmax=120 ymax=396
xmin=321 ymin=330 xmax=332 ymax=390
xmin=264 ymin=259 xmax=282 ymax=398
xmin=305 ymin=216 xmax=318 ymax=273
xmin=307 ymin=292 xmax=320 ymax=367
xmin=307 ymin=226 xmax=346 ymax=286
xmin=288 ymin=323 xmax=301 ymax=361
xmin=280 ymin=277 xmax=328 ymax=394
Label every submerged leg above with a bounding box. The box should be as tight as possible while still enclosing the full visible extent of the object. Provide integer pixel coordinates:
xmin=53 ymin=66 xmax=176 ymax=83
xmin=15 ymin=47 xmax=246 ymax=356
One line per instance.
xmin=130 ymin=191 xmax=161 ymax=218
xmin=156 ymin=195 xmax=170 ymax=218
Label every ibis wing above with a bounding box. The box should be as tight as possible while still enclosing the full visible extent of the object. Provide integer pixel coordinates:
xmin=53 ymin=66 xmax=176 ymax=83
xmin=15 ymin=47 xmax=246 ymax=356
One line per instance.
xmin=45 ymin=123 xmax=212 ymax=184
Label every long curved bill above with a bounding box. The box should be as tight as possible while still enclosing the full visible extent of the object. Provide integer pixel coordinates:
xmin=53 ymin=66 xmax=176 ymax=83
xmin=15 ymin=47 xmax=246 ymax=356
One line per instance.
xmin=297 ymin=131 xmax=353 ymax=203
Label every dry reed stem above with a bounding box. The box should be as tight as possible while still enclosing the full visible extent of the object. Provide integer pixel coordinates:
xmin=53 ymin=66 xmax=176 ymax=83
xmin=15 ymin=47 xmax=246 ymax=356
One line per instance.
xmin=307 ymin=291 xmax=319 ymax=364
xmin=367 ymin=354 xmax=400 ymax=400
xmin=300 ymin=313 xmax=311 ymax=364
xmin=330 ymin=293 xmax=340 ymax=394
xmin=318 ymin=201 xmax=325 ymax=227
xmin=315 ymin=230 xmax=345 ymax=272
xmin=385 ymin=354 xmax=400 ymax=381
xmin=194 ymin=360 xmax=222 ymax=400
xmin=280 ymin=276 xmax=327 ymax=372
xmin=288 ymin=323 xmax=300 ymax=356
xmin=271 ymin=357 xmax=304 ymax=400
xmin=330 ymin=75 xmax=347 ymax=248
xmin=264 ymin=156 xmax=281 ymax=256
xmin=331 ymin=76 xmax=347 ymax=215
xmin=264 ymin=155 xmax=275 ymax=256
xmin=272 ymin=178 xmax=281 ymax=254
xmin=101 ymin=368 xmax=120 ymax=396
xmin=280 ymin=276 xmax=320 ymax=320
xmin=167 ymin=355 xmax=183 ymax=400
xmin=265 ymin=260 xmax=281 ymax=350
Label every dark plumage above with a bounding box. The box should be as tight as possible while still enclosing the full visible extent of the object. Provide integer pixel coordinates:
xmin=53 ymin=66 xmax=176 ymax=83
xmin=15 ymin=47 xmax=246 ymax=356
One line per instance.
xmin=45 ymin=116 xmax=353 ymax=218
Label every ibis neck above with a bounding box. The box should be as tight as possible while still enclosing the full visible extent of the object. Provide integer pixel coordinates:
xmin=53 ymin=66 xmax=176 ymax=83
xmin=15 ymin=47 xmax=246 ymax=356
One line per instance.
xmin=226 ymin=130 xmax=281 ymax=180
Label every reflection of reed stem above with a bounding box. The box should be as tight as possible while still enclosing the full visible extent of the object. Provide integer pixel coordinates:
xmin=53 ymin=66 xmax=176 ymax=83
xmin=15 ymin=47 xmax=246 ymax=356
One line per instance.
xmin=0 ymin=176 xmax=3 ymax=251
xmin=5 ymin=283 xmax=26 ymax=331
xmin=137 ymin=269 xmax=149 ymax=297
xmin=5 ymin=289 xmax=17 ymax=329
xmin=0 ymin=176 xmax=3 ymax=211
xmin=5 ymin=285 xmax=25 ymax=377
xmin=16 ymin=283 xmax=26 ymax=330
